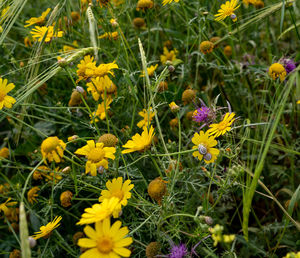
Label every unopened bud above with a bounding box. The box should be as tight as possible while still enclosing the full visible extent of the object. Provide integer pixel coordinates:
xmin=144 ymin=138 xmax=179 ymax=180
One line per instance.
xmin=168 ymin=65 xmax=175 ymax=73
xmin=28 ymin=236 xmax=37 ymax=248
xmin=76 ymin=86 xmax=85 ymax=93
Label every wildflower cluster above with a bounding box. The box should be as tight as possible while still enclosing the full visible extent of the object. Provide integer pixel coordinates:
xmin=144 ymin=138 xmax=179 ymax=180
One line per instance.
xmin=0 ymin=0 xmax=299 ymax=257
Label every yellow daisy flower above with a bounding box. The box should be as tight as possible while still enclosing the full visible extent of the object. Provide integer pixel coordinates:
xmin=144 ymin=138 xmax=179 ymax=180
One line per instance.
xmin=36 ymin=166 xmax=63 ymax=183
xmin=122 ymin=126 xmax=155 ymax=154
xmin=77 ymin=197 xmax=120 ymax=225
xmin=140 ymin=64 xmax=158 ymax=77
xmin=24 ymin=8 xmax=51 ymax=27
xmin=137 ymin=107 xmax=155 ymax=128
xmin=90 ymin=97 xmax=113 ymax=123
xmin=99 ymin=177 xmax=134 ymax=210
xmin=0 ymin=78 xmax=16 ymax=110
xmin=85 ymin=61 xmax=118 ymax=78
xmin=0 ymin=198 xmax=17 ymax=217
xmin=98 ymin=31 xmax=119 ymax=40
xmin=27 ymin=187 xmax=40 ymax=204
xmin=269 ymin=63 xmax=287 ymax=82
xmin=160 ymin=47 xmax=178 ymax=64
xmin=215 ymin=0 xmax=240 ymax=22
xmin=30 ymin=25 xmax=64 ymax=42
xmin=41 ymin=136 xmax=66 ymax=164
xmin=32 ymin=216 xmax=62 ymax=240
xmin=162 ymin=0 xmax=179 ymax=6
xmin=297 ymin=100 xmax=300 ymax=104
xmin=75 ymin=140 xmax=116 ymax=176
xmin=76 ymin=55 xmax=97 ymax=82
xmin=0 ymin=147 xmax=9 ymax=159
xmin=86 ymin=77 xmax=115 ymax=101
xmin=77 ymin=218 xmax=133 ymax=257
xmin=192 ymin=131 xmax=220 ymax=163
xmin=207 ymin=112 xmax=235 ymax=137
xmin=169 ymin=102 xmax=179 ymax=112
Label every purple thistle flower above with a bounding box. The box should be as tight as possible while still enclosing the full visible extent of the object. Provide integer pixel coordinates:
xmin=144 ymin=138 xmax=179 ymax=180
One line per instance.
xmin=192 ymin=106 xmax=210 ymax=123
xmin=169 ymin=244 xmax=188 ymax=258
xmin=280 ymin=58 xmax=297 ymax=74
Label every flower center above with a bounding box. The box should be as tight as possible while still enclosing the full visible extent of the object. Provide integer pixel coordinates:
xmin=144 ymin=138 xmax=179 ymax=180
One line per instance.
xmin=97 ymin=237 xmax=113 ymax=254
xmin=224 ymin=7 xmax=234 ymax=15
xmin=0 ymin=91 xmax=6 ymax=102
xmin=217 ymin=121 xmax=228 ymax=131
xmin=42 ymin=137 xmax=59 ymax=153
xmin=112 ymin=190 xmax=124 ymax=200
xmin=87 ymin=148 xmax=105 ymax=163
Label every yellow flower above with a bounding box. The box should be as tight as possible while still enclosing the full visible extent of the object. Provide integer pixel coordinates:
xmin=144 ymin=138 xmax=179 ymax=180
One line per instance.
xmin=24 ymin=36 xmax=32 ymax=47
xmin=41 ymin=136 xmax=66 ymax=164
xmin=169 ymin=102 xmax=179 ymax=112
xmin=136 ymin=0 xmax=154 ymax=11
xmin=0 ymin=78 xmax=16 ymax=110
xmin=24 ymin=8 xmax=51 ymax=27
xmin=192 ymin=131 xmax=220 ymax=163
xmin=98 ymin=31 xmax=119 ymax=40
xmin=77 ymin=197 xmax=120 ymax=225
xmin=77 ymin=218 xmax=133 ymax=257
xmin=76 ymin=55 xmax=97 ymax=82
xmin=137 ymin=107 xmax=155 ymax=128
xmin=0 ymin=183 xmax=10 ymax=194
xmin=110 ymin=18 xmax=118 ymax=27
xmin=86 ymin=61 xmax=118 ymax=78
xmin=1 ymin=6 xmax=10 ymax=19
xmin=207 ymin=112 xmax=235 ymax=137
xmin=297 ymin=100 xmax=300 ymax=104
xmin=32 ymin=216 xmax=62 ymax=240
xmin=140 ymin=64 xmax=158 ymax=77
xmin=0 ymin=147 xmax=9 ymax=159
xmin=215 ymin=0 xmax=240 ymax=22
xmin=90 ymin=97 xmax=113 ymax=123
xmin=162 ymin=0 xmax=179 ymax=6
xmin=36 ymin=166 xmax=63 ymax=183
xmin=86 ymin=76 xmax=116 ymax=101
xmin=283 ymin=251 xmax=300 ymax=258
xmin=27 ymin=187 xmax=40 ymax=204
xmin=0 ymin=198 xmax=17 ymax=217
xmin=99 ymin=177 xmax=134 ymax=211
xmin=269 ymin=63 xmax=287 ymax=81
xmin=200 ymin=41 xmax=214 ymax=54
xmin=160 ymin=47 xmax=178 ymax=64
xmin=75 ymin=140 xmax=116 ymax=176
xmin=210 ymin=224 xmax=235 ymax=246
xmin=122 ymin=126 xmax=155 ymax=154
xmin=30 ymin=26 xmax=64 ymax=42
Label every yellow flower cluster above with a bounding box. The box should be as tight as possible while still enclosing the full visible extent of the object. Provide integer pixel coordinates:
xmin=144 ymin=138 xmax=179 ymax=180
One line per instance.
xmin=76 ymin=55 xmax=119 ymax=123
xmin=209 ymin=224 xmax=235 ymax=246
xmin=191 ymin=112 xmax=235 ymax=164
xmin=76 ymin=177 xmax=134 ymax=257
